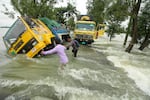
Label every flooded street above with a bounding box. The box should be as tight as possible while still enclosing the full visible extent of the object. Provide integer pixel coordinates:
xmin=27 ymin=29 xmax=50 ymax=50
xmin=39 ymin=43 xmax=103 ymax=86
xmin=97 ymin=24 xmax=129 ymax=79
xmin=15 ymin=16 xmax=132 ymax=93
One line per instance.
xmin=0 ymin=28 xmax=150 ymax=100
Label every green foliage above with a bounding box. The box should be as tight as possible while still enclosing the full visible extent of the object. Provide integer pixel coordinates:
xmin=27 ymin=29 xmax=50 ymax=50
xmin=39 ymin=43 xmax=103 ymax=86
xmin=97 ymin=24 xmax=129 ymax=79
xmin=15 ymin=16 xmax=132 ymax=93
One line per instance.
xmin=55 ymin=3 xmax=78 ymax=28
xmin=108 ymin=23 xmax=125 ymax=36
xmin=87 ymin=0 xmax=129 ymax=35
xmin=67 ymin=17 xmax=75 ymax=30
xmin=87 ymin=0 xmax=105 ymax=23
xmin=55 ymin=7 xmax=66 ymax=23
xmin=138 ymin=1 xmax=150 ymax=37
xmin=9 ymin=0 xmax=77 ymax=28
xmin=10 ymin=0 xmax=56 ymax=18
xmin=106 ymin=0 xmax=129 ymax=24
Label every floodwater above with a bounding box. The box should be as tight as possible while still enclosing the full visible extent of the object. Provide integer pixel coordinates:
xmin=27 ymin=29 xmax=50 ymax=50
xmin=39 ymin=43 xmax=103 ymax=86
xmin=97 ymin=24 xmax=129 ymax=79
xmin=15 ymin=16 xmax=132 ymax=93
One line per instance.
xmin=0 ymin=28 xmax=150 ymax=100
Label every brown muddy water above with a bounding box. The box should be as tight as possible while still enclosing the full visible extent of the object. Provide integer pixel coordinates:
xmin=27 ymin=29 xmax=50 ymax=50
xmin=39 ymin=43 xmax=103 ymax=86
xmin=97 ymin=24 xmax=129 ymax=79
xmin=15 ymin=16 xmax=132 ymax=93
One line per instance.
xmin=0 ymin=28 xmax=150 ymax=100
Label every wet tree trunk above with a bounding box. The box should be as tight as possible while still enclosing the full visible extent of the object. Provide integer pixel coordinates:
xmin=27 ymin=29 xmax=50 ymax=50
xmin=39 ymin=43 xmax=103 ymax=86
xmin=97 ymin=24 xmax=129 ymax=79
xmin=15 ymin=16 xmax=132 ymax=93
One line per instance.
xmin=139 ymin=33 xmax=150 ymax=50
xmin=124 ymin=32 xmax=129 ymax=46
xmin=123 ymin=17 xmax=132 ymax=46
xmin=125 ymin=0 xmax=142 ymax=53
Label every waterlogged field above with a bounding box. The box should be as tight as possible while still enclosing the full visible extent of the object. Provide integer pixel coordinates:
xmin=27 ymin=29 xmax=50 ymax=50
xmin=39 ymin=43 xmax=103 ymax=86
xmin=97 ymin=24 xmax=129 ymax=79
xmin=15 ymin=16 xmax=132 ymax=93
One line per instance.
xmin=0 ymin=28 xmax=150 ymax=100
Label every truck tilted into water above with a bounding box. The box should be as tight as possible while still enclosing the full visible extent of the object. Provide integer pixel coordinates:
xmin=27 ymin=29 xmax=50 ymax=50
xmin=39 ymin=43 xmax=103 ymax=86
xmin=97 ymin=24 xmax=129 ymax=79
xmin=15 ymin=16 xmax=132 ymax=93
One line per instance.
xmin=3 ymin=16 xmax=55 ymax=58
xmin=74 ymin=15 xmax=105 ymax=44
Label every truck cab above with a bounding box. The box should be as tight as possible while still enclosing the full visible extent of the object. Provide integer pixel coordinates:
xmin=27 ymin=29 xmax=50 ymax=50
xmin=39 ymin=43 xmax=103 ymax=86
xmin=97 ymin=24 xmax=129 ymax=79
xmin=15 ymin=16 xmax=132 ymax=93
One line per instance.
xmin=95 ymin=24 xmax=106 ymax=39
xmin=97 ymin=24 xmax=105 ymax=36
xmin=74 ymin=20 xmax=96 ymax=44
xmin=73 ymin=15 xmax=105 ymax=44
xmin=74 ymin=15 xmax=97 ymax=44
xmin=3 ymin=16 xmax=55 ymax=58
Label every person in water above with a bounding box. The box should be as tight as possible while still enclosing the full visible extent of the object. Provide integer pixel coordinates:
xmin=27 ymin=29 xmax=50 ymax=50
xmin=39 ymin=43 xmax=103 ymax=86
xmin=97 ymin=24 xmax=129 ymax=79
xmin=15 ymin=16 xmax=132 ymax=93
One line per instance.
xmin=41 ymin=41 xmax=68 ymax=70
xmin=67 ymin=38 xmax=80 ymax=57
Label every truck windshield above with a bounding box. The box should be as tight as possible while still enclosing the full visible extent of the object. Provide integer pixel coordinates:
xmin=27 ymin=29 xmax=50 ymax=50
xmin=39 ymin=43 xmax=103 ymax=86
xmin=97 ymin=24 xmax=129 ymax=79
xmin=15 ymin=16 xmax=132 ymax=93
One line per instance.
xmin=76 ymin=23 xmax=95 ymax=31
xmin=3 ymin=18 xmax=26 ymax=48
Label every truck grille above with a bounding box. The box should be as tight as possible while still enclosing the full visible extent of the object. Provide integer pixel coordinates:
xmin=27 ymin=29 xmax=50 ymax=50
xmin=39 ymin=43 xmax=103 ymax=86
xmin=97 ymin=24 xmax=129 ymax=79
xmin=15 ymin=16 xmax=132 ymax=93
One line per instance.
xmin=76 ymin=34 xmax=93 ymax=40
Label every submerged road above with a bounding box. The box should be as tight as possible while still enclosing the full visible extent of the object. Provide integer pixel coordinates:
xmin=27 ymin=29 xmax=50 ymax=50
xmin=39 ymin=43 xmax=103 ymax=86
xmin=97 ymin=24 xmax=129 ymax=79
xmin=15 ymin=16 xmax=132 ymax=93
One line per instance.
xmin=0 ymin=28 xmax=150 ymax=100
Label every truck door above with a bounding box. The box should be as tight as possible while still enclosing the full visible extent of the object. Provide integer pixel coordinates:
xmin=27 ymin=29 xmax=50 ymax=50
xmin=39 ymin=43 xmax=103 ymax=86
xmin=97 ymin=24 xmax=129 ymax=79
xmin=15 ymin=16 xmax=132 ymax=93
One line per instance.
xmin=97 ymin=24 xmax=105 ymax=37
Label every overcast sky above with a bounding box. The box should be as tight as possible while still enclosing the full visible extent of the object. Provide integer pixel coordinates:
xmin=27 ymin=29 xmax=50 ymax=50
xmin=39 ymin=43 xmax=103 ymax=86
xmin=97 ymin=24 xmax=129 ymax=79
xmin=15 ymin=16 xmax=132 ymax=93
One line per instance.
xmin=74 ymin=0 xmax=87 ymax=14
xmin=0 ymin=0 xmax=87 ymax=26
xmin=0 ymin=0 xmax=16 ymax=26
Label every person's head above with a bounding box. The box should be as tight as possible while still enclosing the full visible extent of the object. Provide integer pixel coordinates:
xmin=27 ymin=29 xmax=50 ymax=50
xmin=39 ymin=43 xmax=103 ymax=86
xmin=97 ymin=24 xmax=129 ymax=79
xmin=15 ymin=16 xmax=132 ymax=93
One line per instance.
xmin=55 ymin=39 xmax=61 ymax=44
xmin=67 ymin=38 xmax=72 ymax=42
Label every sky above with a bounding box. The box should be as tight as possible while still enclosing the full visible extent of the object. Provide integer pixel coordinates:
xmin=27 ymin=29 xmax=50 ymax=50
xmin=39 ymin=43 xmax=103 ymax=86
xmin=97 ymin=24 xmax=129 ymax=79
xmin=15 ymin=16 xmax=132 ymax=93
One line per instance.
xmin=0 ymin=0 xmax=16 ymax=26
xmin=74 ymin=0 xmax=88 ymax=14
xmin=0 ymin=0 xmax=88 ymax=26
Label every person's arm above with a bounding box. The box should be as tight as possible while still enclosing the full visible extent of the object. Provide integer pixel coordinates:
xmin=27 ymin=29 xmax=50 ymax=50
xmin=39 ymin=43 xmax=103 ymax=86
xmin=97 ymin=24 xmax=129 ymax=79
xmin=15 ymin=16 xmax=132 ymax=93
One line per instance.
xmin=41 ymin=47 xmax=56 ymax=55
xmin=66 ymin=41 xmax=73 ymax=50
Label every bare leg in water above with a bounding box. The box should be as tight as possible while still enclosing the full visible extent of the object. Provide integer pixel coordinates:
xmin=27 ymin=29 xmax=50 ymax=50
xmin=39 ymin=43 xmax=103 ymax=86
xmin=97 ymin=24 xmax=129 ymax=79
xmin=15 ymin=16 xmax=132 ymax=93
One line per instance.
xmin=60 ymin=63 xmax=66 ymax=70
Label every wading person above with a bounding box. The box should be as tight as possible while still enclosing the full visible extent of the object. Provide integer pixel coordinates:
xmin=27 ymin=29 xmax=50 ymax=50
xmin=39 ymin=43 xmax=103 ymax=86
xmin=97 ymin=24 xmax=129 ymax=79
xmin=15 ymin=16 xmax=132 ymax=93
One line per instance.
xmin=67 ymin=38 xmax=80 ymax=57
xmin=41 ymin=41 xmax=68 ymax=70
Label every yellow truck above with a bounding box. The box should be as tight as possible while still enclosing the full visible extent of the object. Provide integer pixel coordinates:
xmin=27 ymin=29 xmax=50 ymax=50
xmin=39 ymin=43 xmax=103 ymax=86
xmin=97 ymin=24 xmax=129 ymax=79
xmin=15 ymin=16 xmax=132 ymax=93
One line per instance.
xmin=3 ymin=16 xmax=55 ymax=58
xmin=74 ymin=15 xmax=105 ymax=44
xmin=96 ymin=24 xmax=106 ymax=38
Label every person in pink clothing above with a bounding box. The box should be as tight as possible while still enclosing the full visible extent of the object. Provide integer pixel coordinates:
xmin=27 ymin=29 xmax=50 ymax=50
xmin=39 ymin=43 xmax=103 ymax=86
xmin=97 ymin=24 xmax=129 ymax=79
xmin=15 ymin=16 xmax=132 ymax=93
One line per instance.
xmin=41 ymin=42 xmax=68 ymax=70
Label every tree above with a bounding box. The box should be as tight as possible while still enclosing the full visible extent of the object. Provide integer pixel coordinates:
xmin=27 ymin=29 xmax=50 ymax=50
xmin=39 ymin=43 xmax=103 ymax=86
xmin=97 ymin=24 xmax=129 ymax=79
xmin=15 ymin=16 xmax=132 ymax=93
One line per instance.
xmin=87 ymin=0 xmax=105 ymax=23
xmin=10 ymin=0 xmax=56 ymax=18
xmin=122 ymin=0 xmax=133 ymax=46
xmin=123 ymin=17 xmax=132 ymax=46
xmin=105 ymin=0 xmax=129 ymax=40
xmin=55 ymin=3 xmax=78 ymax=24
xmin=138 ymin=1 xmax=150 ymax=50
xmin=3 ymin=0 xmax=78 ymax=31
xmin=87 ymin=0 xmax=130 ymax=41
xmin=55 ymin=7 xmax=66 ymax=23
xmin=125 ymin=0 xmax=142 ymax=53
xmin=67 ymin=17 xmax=75 ymax=30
